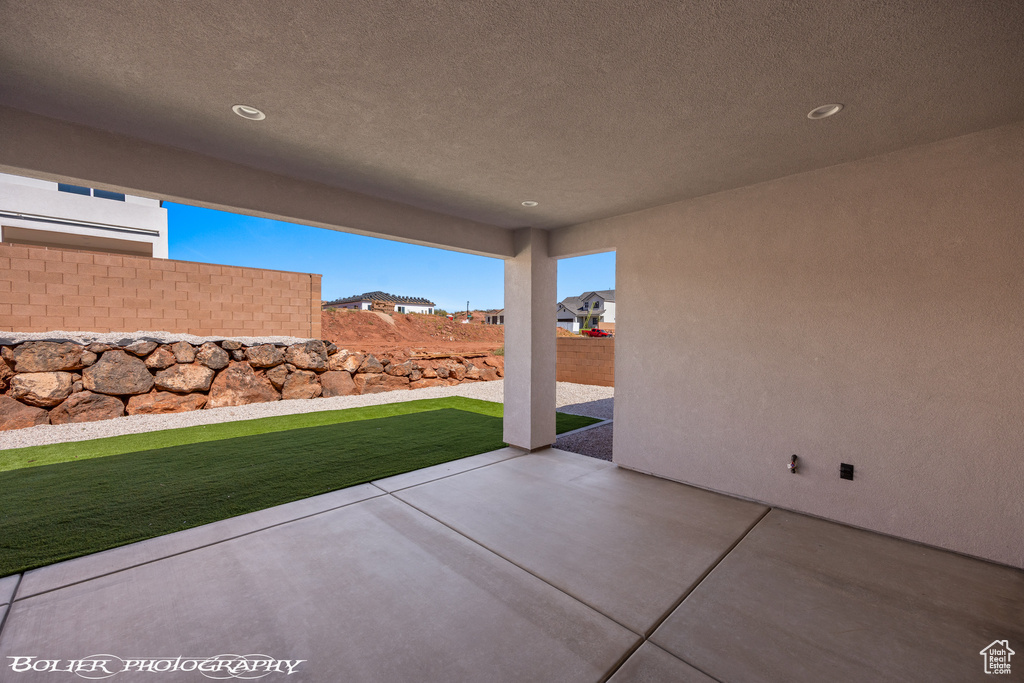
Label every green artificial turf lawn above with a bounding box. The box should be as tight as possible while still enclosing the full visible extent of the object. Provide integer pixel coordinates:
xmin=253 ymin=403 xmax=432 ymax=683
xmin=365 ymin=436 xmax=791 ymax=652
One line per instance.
xmin=0 ymin=406 xmax=601 ymax=576
xmin=0 ymin=396 xmax=598 ymax=472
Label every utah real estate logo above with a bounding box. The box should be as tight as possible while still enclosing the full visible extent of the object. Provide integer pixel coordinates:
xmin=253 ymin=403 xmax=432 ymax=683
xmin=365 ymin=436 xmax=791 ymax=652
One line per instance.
xmin=980 ymin=640 xmax=1014 ymax=675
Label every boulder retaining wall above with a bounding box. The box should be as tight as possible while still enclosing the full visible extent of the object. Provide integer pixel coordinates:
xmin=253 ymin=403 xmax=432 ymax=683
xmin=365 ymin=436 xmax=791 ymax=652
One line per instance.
xmin=0 ymin=337 xmax=504 ymax=432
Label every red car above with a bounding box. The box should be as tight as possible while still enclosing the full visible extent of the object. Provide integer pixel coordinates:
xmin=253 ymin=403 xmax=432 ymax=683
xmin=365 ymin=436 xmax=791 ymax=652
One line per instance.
xmin=582 ymin=328 xmax=612 ymax=337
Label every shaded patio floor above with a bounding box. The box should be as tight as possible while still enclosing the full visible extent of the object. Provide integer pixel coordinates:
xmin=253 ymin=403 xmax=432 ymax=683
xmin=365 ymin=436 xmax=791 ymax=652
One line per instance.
xmin=1 ymin=448 xmax=1021 ymax=682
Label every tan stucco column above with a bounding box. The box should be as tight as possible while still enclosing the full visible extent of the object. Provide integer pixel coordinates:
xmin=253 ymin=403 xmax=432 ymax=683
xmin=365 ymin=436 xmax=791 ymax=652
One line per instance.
xmin=503 ymin=227 xmax=557 ymax=450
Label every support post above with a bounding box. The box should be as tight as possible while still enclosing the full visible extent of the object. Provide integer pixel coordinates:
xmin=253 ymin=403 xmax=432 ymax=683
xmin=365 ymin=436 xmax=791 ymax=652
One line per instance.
xmin=503 ymin=228 xmax=557 ymax=450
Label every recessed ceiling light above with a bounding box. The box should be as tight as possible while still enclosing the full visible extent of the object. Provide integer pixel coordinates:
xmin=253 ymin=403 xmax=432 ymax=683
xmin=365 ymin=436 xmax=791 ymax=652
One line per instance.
xmin=807 ymin=103 xmax=844 ymax=120
xmin=521 ymin=200 xmax=539 ymax=207
xmin=232 ymin=104 xmax=266 ymax=121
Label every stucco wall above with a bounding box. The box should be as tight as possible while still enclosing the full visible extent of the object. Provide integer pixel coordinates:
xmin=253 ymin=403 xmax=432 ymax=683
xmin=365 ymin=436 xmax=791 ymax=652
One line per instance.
xmin=0 ymin=243 xmax=321 ymax=338
xmin=579 ymin=122 xmax=1024 ymax=568
xmin=0 ymin=173 xmax=168 ymax=257
xmin=556 ymin=337 xmax=614 ymax=387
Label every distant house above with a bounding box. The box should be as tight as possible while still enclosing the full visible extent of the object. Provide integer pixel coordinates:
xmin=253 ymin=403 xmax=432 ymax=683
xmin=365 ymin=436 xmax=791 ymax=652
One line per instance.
xmin=557 ymin=290 xmax=615 ymax=333
xmin=0 ymin=172 xmax=168 ymax=257
xmin=485 ymin=309 xmax=504 ymax=324
xmin=322 ymin=291 xmax=435 ymax=314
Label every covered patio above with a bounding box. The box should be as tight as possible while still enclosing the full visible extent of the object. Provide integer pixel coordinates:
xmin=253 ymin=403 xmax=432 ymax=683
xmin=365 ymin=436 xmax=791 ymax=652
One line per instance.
xmin=1 ymin=0 xmax=1022 ymax=679
xmin=3 ymin=446 xmax=1020 ymax=681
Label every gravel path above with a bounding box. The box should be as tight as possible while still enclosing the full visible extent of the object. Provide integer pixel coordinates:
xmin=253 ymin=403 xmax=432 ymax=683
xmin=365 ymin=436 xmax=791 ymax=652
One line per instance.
xmin=554 ymin=422 xmax=614 ymax=461
xmin=0 ymin=380 xmax=614 ymax=452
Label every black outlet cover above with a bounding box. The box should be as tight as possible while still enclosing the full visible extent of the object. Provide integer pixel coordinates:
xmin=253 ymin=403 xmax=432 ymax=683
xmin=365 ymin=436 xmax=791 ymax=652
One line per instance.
xmin=840 ymin=463 xmax=854 ymax=480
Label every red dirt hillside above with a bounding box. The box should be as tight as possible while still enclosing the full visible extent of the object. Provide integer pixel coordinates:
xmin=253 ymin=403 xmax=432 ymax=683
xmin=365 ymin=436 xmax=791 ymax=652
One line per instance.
xmin=321 ymin=309 xmax=504 ymax=355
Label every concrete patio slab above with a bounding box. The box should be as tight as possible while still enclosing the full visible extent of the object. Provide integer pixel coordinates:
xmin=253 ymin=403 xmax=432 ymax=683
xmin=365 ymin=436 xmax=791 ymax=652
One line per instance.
xmin=0 ymin=574 xmax=17 ymax=607
xmin=372 ymin=446 xmax=526 ymax=492
xmin=0 ymin=574 xmax=18 ymax=628
xmin=15 ymin=483 xmax=383 ymax=600
xmin=652 ymin=509 xmax=1024 ymax=683
xmin=395 ymin=448 xmax=768 ymax=635
xmin=608 ymin=642 xmax=716 ymax=682
xmin=0 ymin=495 xmax=639 ymax=683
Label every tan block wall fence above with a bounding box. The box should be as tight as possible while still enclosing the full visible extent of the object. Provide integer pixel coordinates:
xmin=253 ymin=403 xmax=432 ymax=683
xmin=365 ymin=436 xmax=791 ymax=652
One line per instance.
xmin=0 ymin=243 xmax=321 ymax=338
xmin=556 ymin=337 xmax=614 ymax=387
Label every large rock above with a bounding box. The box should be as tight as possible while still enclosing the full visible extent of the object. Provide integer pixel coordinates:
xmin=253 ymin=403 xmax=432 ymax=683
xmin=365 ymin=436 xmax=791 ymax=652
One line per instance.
xmin=324 ymin=341 xmax=339 ymax=355
xmin=357 ymin=355 xmax=384 ymax=374
xmin=420 ymin=365 xmax=437 ymax=379
xmin=83 ymin=350 xmax=154 ymax=395
xmin=478 ymin=366 xmax=500 ymax=381
xmin=385 ymin=360 xmax=414 ymax=377
xmin=144 ymin=346 xmax=177 ymax=370
xmin=81 ymin=350 xmax=98 ymax=366
xmin=447 ymin=363 xmax=467 ymax=381
xmin=154 ymin=363 xmax=216 ymax=393
xmin=285 ymin=341 xmax=328 ymax=371
xmin=207 ymin=362 xmax=280 ymax=408
xmin=340 ymin=353 xmax=364 ymax=373
xmin=49 ymin=391 xmax=125 ymax=425
xmin=12 ymin=341 xmax=85 ymax=372
xmin=0 ymin=357 xmax=14 ymax=390
xmin=327 ymin=352 xmax=350 ymax=371
xmin=320 ymin=370 xmax=357 ymax=397
xmin=127 ymin=391 xmax=208 ymax=415
xmin=265 ymin=365 xmax=289 ymax=390
xmin=353 ymin=372 xmax=409 ymax=394
xmin=0 ymin=395 xmax=49 ymax=431
xmin=220 ymin=340 xmax=242 ymax=351
xmin=196 ymin=342 xmax=230 ymax=370
xmin=10 ymin=372 xmax=75 ymax=407
xmin=282 ymin=370 xmax=322 ymax=400
xmin=170 ymin=341 xmax=196 ymax=363
xmin=246 ymin=344 xmax=285 ymax=368
xmin=352 ymin=373 xmax=384 ymax=394
xmin=124 ymin=340 xmax=158 ymax=357
xmin=434 ymin=365 xmax=450 ymax=379
xmin=464 ymin=364 xmax=482 ymax=380
xmin=409 ymin=378 xmax=446 ymax=390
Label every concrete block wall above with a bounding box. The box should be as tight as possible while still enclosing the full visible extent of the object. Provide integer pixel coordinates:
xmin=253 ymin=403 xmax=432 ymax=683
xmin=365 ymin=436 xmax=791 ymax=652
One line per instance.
xmin=0 ymin=243 xmax=321 ymax=338
xmin=556 ymin=337 xmax=614 ymax=387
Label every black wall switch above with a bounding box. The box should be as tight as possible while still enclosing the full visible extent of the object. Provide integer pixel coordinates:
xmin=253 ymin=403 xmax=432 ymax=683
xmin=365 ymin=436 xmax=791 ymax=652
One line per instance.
xmin=840 ymin=463 xmax=854 ymax=480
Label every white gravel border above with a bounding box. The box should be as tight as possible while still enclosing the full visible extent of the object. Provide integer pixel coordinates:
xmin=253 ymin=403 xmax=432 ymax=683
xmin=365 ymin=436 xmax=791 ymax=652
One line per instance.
xmin=0 ymin=381 xmax=614 ymax=451
xmin=0 ymin=330 xmax=316 ymax=347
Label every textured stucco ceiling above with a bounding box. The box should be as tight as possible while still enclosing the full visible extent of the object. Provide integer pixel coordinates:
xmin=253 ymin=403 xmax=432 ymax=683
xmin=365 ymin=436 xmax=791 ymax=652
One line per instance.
xmin=1 ymin=0 xmax=1022 ymax=229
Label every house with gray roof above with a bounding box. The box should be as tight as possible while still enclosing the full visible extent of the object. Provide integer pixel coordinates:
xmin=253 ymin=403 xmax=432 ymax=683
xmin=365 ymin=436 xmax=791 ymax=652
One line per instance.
xmin=557 ymin=290 xmax=615 ymax=332
xmin=322 ymin=291 xmax=435 ymax=314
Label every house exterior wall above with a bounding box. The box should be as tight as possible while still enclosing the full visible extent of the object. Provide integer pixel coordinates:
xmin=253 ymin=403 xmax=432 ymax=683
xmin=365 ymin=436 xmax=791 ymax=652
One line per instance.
xmin=328 ymin=301 xmax=431 ymax=314
xmin=556 ymin=337 xmax=614 ymax=386
xmin=396 ymin=304 xmax=433 ymax=314
xmin=580 ymin=294 xmax=616 ymax=324
xmin=602 ymin=301 xmax=616 ymax=323
xmin=0 ymin=243 xmax=321 ymax=338
xmin=0 ymin=172 xmax=168 ymax=257
xmin=555 ymin=120 xmax=1024 ymax=569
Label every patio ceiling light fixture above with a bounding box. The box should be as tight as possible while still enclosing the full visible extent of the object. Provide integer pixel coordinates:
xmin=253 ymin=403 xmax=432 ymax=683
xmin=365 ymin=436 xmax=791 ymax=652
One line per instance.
xmin=807 ymin=103 xmax=844 ymax=119
xmin=521 ymin=200 xmax=539 ymax=207
xmin=232 ymin=104 xmax=266 ymax=121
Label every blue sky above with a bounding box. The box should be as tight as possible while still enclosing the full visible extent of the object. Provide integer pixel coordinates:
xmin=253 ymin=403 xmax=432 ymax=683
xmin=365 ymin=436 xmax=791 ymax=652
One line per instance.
xmin=166 ymin=202 xmax=614 ymax=312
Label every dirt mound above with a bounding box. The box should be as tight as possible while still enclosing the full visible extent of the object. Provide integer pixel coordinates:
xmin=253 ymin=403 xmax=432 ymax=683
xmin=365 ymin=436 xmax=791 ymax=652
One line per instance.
xmin=321 ymin=309 xmax=504 ymax=355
